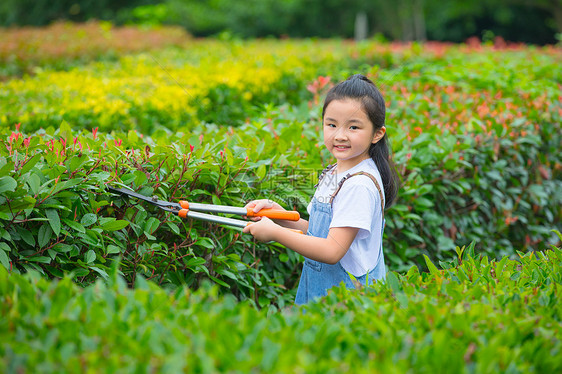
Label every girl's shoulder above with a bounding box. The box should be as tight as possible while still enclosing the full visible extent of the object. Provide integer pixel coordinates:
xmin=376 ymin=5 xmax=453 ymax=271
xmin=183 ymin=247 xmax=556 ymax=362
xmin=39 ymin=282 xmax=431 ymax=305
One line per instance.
xmin=337 ymin=160 xmax=385 ymax=205
xmin=345 ymin=159 xmax=382 ymax=186
xmin=337 ymin=172 xmax=381 ymax=196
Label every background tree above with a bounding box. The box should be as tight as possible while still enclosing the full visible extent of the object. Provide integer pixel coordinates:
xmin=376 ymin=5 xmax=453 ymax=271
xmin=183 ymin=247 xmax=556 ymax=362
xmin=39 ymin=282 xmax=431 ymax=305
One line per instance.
xmin=0 ymin=0 xmax=559 ymax=44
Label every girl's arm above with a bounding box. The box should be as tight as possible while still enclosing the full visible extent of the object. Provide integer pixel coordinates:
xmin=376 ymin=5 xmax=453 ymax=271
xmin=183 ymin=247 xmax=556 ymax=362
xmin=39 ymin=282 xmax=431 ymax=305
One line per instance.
xmin=275 ymin=218 xmax=309 ymax=233
xmin=245 ymin=199 xmax=309 ymax=233
xmin=242 ymin=217 xmax=358 ymax=264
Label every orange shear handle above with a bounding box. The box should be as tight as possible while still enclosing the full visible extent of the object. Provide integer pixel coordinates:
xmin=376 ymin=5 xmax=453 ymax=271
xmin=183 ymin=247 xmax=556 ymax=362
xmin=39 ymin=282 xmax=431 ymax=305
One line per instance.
xmin=246 ymin=208 xmax=300 ymax=221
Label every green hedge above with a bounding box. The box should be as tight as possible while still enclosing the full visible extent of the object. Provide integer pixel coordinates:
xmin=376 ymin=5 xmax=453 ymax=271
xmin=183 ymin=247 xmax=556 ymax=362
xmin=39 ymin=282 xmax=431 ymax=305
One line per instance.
xmin=1 ymin=38 xmax=560 ymax=305
xmin=379 ymin=48 xmax=562 ymax=270
xmin=0 ymin=119 xmax=322 ymax=306
xmin=1 ymin=241 xmax=561 ymax=372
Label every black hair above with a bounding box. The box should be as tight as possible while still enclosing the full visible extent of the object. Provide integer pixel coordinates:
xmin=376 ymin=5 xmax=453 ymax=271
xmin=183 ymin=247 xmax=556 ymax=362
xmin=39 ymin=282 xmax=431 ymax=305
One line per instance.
xmin=322 ymin=74 xmax=399 ymax=209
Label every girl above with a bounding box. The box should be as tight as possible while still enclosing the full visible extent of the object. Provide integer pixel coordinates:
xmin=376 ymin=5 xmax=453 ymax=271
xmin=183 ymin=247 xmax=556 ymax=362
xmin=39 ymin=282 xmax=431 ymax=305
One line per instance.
xmin=243 ymin=74 xmax=399 ymax=305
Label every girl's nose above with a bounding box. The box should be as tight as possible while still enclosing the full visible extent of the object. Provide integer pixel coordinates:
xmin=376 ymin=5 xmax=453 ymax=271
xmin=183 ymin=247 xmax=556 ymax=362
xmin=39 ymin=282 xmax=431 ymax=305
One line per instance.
xmin=334 ymin=128 xmax=347 ymax=140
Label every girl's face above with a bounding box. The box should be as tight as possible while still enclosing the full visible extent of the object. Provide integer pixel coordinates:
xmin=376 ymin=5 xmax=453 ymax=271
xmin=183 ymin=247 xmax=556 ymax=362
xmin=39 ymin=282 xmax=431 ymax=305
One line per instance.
xmin=323 ymin=99 xmax=385 ymax=172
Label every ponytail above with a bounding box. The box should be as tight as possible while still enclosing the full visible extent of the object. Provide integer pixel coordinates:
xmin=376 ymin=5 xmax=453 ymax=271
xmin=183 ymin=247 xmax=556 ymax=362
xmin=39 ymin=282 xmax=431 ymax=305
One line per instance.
xmin=369 ymin=134 xmax=398 ymax=208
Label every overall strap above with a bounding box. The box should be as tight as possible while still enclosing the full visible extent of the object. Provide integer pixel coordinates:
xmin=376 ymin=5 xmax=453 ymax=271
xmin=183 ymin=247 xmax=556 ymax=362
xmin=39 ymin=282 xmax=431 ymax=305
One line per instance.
xmin=329 ymin=171 xmax=385 ymax=219
xmin=314 ymin=164 xmax=337 ymax=188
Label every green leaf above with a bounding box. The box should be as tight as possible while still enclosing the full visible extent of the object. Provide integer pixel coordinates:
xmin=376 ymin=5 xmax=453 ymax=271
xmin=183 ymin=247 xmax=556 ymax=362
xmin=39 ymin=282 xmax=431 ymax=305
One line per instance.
xmin=386 ymin=271 xmax=401 ymax=294
xmin=0 ymin=230 xmax=11 ymax=243
xmin=72 ymin=268 xmax=90 ymax=277
xmin=98 ymin=217 xmax=115 ymax=226
xmin=0 ymin=242 xmax=10 ymax=253
xmin=0 ymin=248 xmax=10 ymax=270
xmin=196 ymin=237 xmax=214 ymax=249
xmin=406 ymin=265 xmax=420 ymax=280
xmin=89 ymin=266 xmax=108 ymax=279
xmin=167 ymin=222 xmax=180 ymax=235
xmin=216 ymin=268 xmax=237 ymax=280
xmin=38 ymin=224 xmax=53 ymax=248
xmin=106 ymin=245 xmax=122 ymax=254
xmin=27 ymin=256 xmax=52 ymax=263
xmin=101 ymin=220 xmax=129 ymax=232
xmin=27 ymin=173 xmax=41 ymax=195
xmin=395 ymin=292 xmax=409 ymax=309
xmin=44 ymin=265 xmax=64 ymax=277
xmin=455 ymin=245 xmax=465 ymax=261
xmin=256 ymin=164 xmax=267 ymax=180
xmin=53 ymin=243 xmax=73 ymax=253
xmin=144 ymin=217 xmax=160 ymax=234
xmin=19 ymin=154 xmax=41 ymax=175
xmin=62 ymin=218 xmax=86 ymax=233
xmin=81 ymin=213 xmax=97 ymax=227
xmin=456 ymin=267 xmax=469 ymax=283
xmin=414 ymin=197 xmax=434 ymax=208
xmin=59 ymin=119 xmax=73 ymax=143
xmin=208 ymin=275 xmax=230 ymax=288
xmin=404 ymin=231 xmax=425 ymax=243
xmin=76 ymin=233 xmax=98 ymax=247
xmin=0 ymin=176 xmax=17 ymax=194
xmin=423 ymin=254 xmax=440 ymax=277
xmin=85 ymin=250 xmax=96 ymax=264
xmin=67 ymin=155 xmax=87 ymax=173
xmin=417 ymin=184 xmax=433 ymax=195
xmin=134 ymin=170 xmax=148 ymax=187
xmin=185 ymin=257 xmax=206 ymax=267
xmin=47 ymin=248 xmax=58 ymax=260
xmin=19 ymin=228 xmax=36 ymax=247
xmin=46 ymin=209 xmax=61 ymax=237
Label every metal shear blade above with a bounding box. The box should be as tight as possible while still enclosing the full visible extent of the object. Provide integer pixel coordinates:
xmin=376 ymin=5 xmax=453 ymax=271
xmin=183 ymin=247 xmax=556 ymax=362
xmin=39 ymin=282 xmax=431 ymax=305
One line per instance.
xmin=107 ymin=186 xmax=182 ymax=213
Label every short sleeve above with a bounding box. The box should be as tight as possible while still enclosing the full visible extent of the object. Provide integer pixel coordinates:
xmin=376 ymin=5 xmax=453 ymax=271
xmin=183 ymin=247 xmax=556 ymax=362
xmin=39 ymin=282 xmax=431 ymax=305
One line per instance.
xmin=329 ymin=177 xmax=380 ymax=240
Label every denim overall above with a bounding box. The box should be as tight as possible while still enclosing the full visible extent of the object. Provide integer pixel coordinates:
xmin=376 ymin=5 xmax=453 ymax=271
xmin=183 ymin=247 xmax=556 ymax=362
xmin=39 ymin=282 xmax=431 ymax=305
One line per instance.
xmin=294 ymin=167 xmax=386 ymax=305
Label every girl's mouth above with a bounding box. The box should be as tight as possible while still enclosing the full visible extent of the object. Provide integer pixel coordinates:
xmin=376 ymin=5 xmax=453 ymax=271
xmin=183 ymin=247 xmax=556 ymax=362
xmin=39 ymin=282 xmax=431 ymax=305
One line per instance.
xmin=334 ymin=145 xmax=350 ymax=150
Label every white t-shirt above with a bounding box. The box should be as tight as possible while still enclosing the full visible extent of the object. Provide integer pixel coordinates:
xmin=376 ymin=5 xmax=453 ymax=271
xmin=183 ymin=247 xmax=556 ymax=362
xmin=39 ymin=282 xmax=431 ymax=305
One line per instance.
xmin=307 ymin=158 xmax=385 ymax=276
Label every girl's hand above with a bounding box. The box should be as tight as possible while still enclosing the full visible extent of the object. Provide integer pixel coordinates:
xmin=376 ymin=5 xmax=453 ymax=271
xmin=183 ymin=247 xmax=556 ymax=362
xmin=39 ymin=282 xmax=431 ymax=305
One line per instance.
xmin=242 ymin=216 xmax=279 ymax=242
xmin=243 ymin=199 xmax=285 ymax=221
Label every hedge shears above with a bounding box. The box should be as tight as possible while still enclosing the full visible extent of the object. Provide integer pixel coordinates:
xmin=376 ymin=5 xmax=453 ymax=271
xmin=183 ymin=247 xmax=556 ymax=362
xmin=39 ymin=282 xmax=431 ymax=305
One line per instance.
xmin=108 ymin=187 xmax=303 ymax=234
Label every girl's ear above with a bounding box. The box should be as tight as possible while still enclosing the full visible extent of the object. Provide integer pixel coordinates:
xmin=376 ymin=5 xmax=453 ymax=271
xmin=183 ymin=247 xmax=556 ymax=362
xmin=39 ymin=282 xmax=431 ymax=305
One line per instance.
xmin=372 ymin=126 xmax=386 ymax=144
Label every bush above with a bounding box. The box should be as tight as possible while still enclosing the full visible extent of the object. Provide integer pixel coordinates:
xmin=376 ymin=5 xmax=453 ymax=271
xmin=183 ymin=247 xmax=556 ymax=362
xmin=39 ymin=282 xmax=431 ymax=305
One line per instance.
xmin=0 ymin=119 xmax=327 ymax=306
xmin=0 ymin=36 xmax=560 ymax=302
xmin=1 ymin=242 xmax=561 ymax=372
xmin=379 ymin=45 xmax=562 ymax=270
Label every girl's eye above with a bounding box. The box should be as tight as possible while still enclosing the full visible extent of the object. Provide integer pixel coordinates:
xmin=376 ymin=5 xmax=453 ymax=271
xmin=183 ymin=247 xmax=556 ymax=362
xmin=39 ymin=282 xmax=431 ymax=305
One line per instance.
xmin=350 ymin=125 xmax=359 ymax=130
xmin=326 ymin=123 xmax=336 ymax=128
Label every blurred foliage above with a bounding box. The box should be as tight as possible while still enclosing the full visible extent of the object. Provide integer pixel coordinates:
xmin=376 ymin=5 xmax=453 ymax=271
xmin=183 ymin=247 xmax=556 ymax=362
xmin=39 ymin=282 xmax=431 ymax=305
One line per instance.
xmin=0 ymin=37 xmax=348 ymax=127
xmin=1 ymin=243 xmax=561 ymax=371
xmin=0 ymin=0 xmax=560 ymax=44
xmin=0 ymin=21 xmax=189 ymax=78
xmin=0 ymin=0 xmax=152 ymax=26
